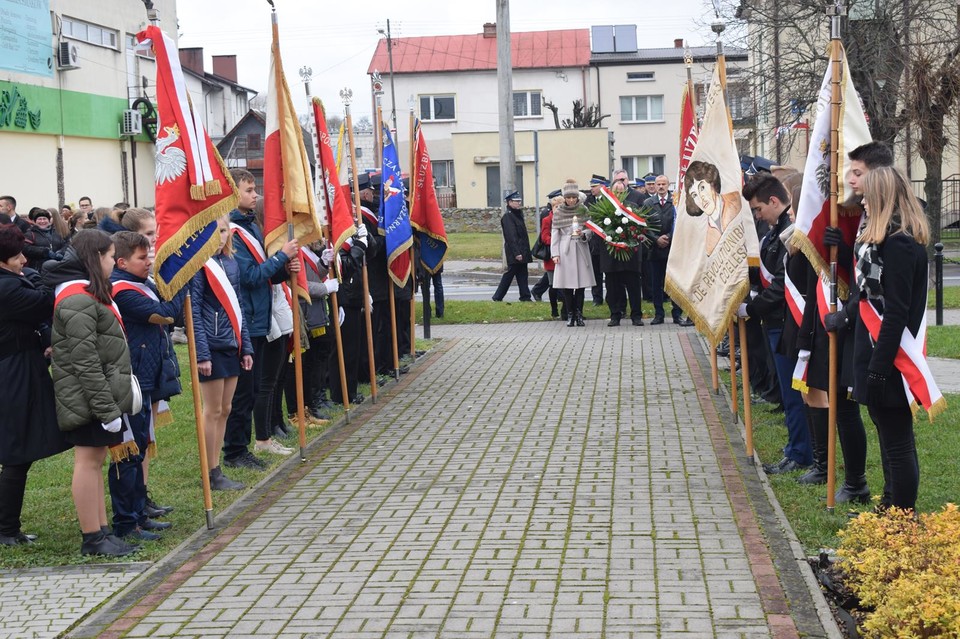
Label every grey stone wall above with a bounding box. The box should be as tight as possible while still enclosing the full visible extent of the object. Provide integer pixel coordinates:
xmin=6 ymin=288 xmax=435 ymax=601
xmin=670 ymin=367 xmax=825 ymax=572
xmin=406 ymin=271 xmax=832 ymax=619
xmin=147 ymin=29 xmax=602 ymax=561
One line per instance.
xmin=440 ymin=208 xmax=538 ymax=233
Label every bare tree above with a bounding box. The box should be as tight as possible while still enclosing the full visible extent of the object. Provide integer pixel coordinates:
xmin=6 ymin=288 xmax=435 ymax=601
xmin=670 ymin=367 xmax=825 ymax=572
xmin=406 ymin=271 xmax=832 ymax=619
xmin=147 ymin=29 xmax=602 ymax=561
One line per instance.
xmin=542 ymin=99 xmax=610 ymax=129
xmin=720 ymin=0 xmax=960 ymax=240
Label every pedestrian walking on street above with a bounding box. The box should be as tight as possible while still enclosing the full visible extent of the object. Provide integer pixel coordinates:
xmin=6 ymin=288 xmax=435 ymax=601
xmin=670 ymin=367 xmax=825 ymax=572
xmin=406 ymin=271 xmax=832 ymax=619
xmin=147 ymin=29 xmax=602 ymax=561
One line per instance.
xmin=492 ymin=191 xmax=532 ymax=302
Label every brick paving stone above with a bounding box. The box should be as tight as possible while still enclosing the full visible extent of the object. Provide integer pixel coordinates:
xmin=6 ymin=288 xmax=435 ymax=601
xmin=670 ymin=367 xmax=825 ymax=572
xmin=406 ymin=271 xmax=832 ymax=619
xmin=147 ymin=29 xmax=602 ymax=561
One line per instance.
xmin=44 ymin=322 xmax=833 ymax=638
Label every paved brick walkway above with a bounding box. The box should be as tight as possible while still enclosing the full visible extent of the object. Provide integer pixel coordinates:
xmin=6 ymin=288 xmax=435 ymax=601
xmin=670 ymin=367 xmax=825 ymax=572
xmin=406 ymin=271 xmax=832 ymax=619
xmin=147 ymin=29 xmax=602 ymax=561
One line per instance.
xmin=0 ymin=563 xmax=148 ymax=639
xmin=58 ymin=320 xmax=825 ymax=639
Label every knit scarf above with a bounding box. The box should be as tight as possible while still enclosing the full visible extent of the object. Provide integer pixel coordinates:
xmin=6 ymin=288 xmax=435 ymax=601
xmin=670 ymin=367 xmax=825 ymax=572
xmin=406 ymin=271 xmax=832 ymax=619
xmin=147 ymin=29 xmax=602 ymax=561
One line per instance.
xmin=552 ymin=203 xmax=584 ymax=231
xmin=855 ymin=215 xmax=902 ymax=301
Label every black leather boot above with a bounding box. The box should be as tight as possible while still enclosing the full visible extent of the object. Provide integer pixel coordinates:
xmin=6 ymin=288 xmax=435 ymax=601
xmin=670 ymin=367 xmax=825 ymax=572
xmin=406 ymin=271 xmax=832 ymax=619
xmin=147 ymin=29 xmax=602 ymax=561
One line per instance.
xmin=210 ymin=466 xmax=245 ymax=491
xmin=835 ymin=475 xmax=871 ymax=504
xmin=797 ymin=407 xmax=828 ymax=485
xmin=575 ymin=312 xmax=585 ymax=327
xmin=81 ymin=530 xmax=138 ymax=557
xmin=567 ymin=314 xmax=576 ymax=327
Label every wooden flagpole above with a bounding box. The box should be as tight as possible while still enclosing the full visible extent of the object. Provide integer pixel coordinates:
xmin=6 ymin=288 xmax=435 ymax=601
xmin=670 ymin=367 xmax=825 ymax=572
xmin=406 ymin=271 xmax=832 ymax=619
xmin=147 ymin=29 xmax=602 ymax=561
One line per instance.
xmin=311 ymin=97 xmax=350 ymax=423
xmin=825 ymin=3 xmax=845 ymax=511
xmin=271 ymin=11 xmax=308 ymax=461
xmin=407 ymin=109 xmax=417 ymax=358
xmin=344 ymin=95 xmax=378 ymax=403
xmin=184 ymin=292 xmax=214 ymax=528
xmin=739 ymin=317 xmax=754 ymax=459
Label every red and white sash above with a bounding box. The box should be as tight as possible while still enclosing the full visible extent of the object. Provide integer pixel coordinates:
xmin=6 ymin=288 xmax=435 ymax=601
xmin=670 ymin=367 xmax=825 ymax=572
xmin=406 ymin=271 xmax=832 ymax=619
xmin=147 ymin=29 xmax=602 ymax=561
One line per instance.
xmin=231 ymin=222 xmax=292 ymax=305
xmin=112 ymin=280 xmax=160 ymax=302
xmin=783 ymin=262 xmax=808 ymax=392
xmin=859 ymin=298 xmax=946 ymax=420
xmin=815 ymin=276 xmax=832 ymax=328
xmin=758 ymin=260 xmax=773 ymax=289
xmin=359 ymin=205 xmax=378 ymax=229
xmin=301 ymin=246 xmax=321 ymax=277
xmin=55 ymin=280 xmax=125 ymax=334
xmin=202 ymin=258 xmax=243 ymax=352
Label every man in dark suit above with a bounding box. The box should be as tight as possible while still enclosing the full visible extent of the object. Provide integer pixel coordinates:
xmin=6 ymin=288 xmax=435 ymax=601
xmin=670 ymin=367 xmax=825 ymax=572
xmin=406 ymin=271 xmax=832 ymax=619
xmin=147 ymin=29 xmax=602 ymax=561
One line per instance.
xmin=583 ymin=174 xmax=608 ymax=305
xmin=644 ymin=175 xmax=692 ymax=325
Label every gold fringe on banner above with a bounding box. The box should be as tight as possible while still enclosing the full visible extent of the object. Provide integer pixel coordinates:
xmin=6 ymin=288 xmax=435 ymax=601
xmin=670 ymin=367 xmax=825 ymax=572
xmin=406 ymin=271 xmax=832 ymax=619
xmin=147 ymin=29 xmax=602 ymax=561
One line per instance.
xmin=109 ymin=441 xmax=140 ymax=464
xmin=204 ymin=180 xmax=222 ymax=196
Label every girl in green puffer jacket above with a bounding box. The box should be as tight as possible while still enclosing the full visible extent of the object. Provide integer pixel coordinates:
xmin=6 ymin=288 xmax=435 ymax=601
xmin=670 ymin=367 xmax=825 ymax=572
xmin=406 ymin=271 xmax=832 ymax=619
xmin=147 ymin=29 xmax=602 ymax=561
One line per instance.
xmin=44 ymin=230 xmax=138 ymax=557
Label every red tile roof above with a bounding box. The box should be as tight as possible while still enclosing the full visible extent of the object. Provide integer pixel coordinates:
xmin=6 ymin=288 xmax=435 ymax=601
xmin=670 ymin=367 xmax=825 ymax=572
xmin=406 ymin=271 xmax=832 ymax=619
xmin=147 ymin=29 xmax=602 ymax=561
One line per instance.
xmin=367 ymin=29 xmax=590 ymax=74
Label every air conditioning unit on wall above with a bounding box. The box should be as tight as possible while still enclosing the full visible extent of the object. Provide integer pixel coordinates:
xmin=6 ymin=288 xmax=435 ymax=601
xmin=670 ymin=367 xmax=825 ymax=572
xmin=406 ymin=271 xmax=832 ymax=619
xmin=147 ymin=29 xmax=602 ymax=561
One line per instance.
xmin=57 ymin=41 xmax=80 ymax=70
xmin=121 ymin=110 xmax=142 ymax=136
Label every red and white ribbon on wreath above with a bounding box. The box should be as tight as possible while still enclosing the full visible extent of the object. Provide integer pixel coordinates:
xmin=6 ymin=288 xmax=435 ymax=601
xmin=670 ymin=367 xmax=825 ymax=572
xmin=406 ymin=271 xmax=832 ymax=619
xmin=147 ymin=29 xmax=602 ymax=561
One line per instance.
xmin=858 ymin=298 xmax=946 ymax=420
xmin=583 ymin=219 xmax=629 ymax=250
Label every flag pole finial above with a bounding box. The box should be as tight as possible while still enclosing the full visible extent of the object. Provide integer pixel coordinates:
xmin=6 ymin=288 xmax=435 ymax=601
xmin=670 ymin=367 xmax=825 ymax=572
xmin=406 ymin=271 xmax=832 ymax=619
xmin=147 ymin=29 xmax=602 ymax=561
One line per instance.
xmin=266 ymin=0 xmax=275 ymax=9
xmin=710 ymin=20 xmax=725 ymax=57
xmin=340 ymin=88 xmax=353 ymax=106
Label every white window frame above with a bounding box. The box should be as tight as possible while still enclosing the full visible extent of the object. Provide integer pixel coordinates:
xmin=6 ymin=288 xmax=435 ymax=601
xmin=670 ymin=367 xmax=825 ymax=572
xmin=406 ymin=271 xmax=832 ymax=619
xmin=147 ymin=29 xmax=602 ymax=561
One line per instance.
xmin=125 ymin=33 xmax=154 ymax=59
xmin=419 ymin=94 xmax=456 ymax=122
xmin=512 ymin=90 xmax=542 ymax=118
xmin=619 ymin=95 xmax=664 ymax=123
xmin=432 ymin=160 xmax=455 ymax=188
xmin=626 ymin=71 xmax=655 ymax=82
xmin=62 ymin=16 xmax=118 ymax=50
xmin=621 ymin=155 xmax=665 ymax=179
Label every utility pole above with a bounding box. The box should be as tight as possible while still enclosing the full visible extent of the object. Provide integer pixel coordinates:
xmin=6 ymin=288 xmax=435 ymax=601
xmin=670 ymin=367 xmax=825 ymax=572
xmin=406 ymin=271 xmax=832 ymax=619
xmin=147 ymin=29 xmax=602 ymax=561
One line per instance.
xmin=496 ymin=0 xmax=516 ymax=205
xmin=378 ymin=21 xmax=398 ymax=132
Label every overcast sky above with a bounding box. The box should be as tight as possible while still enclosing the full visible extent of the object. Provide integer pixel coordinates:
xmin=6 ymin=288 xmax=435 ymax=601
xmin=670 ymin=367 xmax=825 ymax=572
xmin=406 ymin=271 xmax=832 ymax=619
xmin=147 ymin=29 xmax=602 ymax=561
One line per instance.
xmin=175 ymin=0 xmax=719 ymax=121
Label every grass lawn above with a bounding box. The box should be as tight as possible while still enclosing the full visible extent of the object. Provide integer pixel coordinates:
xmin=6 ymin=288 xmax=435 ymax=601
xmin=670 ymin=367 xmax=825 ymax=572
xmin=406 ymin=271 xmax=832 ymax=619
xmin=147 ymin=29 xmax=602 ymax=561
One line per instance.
xmin=444 ymin=231 xmax=538 ymax=261
xmin=723 ymin=371 xmax=960 ymax=554
xmin=928 ymin=325 xmax=960 ymax=358
xmin=927 ymin=285 xmax=960 ymax=309
xmin=0 ymin=339 xmax=434 ymax=569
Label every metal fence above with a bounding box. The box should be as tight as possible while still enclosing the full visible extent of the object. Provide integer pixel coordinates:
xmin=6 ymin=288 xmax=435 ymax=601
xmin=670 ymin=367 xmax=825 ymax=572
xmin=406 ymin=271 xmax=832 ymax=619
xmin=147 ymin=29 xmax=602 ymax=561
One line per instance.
xmin=913 ymin=176 xmax=960 ymax=238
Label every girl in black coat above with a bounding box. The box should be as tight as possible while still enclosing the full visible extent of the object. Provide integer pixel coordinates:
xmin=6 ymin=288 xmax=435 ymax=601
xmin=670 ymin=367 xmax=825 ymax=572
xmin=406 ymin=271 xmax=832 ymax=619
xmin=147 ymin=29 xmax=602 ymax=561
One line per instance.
xmin=0 ymin=225 xmax=70 ymax=545
xmin=850 ymin=166 xmax=934 ymax=512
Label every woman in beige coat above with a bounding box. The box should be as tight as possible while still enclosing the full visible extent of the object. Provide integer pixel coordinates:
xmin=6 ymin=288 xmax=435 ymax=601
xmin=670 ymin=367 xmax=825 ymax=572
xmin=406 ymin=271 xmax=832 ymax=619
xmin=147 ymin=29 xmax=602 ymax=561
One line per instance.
xmin=551 ymin=179 xmax=596 ymax=326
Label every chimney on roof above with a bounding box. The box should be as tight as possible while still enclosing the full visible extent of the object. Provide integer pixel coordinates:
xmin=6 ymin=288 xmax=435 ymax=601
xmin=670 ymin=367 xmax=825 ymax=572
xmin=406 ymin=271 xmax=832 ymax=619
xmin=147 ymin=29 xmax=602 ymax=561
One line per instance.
xmin=178 ymin=47 xmax=204 ymax=75
xmin=212 ymin=55 xmax=238 ymax=83
xmin=482 ymin=22 xmax=496 ymax=38
xmin=674 ymin=38 xmax=684 ymax=48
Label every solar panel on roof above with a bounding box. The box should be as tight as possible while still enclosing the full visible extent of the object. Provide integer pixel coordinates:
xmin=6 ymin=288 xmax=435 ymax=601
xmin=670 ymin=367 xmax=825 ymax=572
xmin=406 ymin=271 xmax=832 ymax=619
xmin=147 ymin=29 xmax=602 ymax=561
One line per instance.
xmin=591 ymin=26 xmax=615 ymax=53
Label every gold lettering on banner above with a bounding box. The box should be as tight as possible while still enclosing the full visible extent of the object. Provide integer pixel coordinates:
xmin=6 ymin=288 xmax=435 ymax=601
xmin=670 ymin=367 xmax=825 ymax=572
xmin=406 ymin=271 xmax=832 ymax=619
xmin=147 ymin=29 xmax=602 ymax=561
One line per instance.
xmin=691 ymin=224 xmax=748 ymax=303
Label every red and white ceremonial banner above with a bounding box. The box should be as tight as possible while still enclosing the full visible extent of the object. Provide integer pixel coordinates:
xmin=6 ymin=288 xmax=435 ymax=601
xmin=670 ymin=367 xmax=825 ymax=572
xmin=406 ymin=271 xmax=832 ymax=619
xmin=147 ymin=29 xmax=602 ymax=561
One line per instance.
xmin=135 ymin=25 xmax=238 ymax=301
xmin=312 ymin=97 xmax=356 ymax=263
xmin=674 ymin=82 xmax=699 ymax=207
xmin=790 ymin=44 xmax=871 ymax=300
xmin=262 ymin=11 xmax=319 ymax=300
xmin=859 ymin=299 xmax=946 ymax=421
xmin=665 ymin=61 xmax=760 ymax=346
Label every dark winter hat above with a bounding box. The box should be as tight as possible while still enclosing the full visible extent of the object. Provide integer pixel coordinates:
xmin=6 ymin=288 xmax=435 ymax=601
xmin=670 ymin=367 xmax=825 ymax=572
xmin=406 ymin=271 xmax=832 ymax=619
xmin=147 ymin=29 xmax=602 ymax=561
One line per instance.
xmin=0 ymin=224 xmax=25 ymax=262
xmin=29 ymin=207 xmax=51 ymax=221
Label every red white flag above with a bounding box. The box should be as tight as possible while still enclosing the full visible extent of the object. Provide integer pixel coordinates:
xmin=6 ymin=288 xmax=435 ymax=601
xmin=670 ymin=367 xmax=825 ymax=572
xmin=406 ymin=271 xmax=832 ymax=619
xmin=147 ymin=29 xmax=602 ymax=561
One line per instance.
xmin=262 ymin=11 xmax=319 ymax=300
xmin=674 ymin=82 xmax=699 ymax=207
xmin=791 ymin=44 xmax=872 ymax=300
xmin=409 ymin=118 xmax=447 ymax=274
xmin=312 ymin=97 xmax=356 ymax=264
xmin=134 ymin=26 xmax=238 ymax=300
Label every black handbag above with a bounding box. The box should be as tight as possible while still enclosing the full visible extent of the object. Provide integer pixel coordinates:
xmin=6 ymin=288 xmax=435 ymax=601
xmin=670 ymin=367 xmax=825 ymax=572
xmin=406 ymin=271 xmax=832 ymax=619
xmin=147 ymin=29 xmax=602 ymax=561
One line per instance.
xmin=531 ymin=236 xmax=550 ymax=261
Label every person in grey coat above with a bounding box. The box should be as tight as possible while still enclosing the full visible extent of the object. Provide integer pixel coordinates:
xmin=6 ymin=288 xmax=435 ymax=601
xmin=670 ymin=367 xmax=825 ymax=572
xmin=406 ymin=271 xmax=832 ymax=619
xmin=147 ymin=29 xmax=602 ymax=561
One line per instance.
xmin=551 ymin=179 xmax=596 ymax=326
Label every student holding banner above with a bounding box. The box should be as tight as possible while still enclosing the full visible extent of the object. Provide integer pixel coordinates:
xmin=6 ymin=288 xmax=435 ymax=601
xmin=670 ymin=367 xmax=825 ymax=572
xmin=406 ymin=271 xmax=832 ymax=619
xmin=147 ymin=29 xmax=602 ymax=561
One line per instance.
xmin=847 ymin=167 xmax=940 ymax=512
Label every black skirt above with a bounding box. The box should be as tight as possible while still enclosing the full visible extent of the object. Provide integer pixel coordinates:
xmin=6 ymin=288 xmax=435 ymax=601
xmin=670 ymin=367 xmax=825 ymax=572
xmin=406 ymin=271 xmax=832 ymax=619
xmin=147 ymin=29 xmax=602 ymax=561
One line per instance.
xmin=0 ymin=350 xmax=72 ymax=465
xmin=64 ymin=419 xmax=124 ymax=448
xmin=199 ymin=349 xmax=241 ymax=382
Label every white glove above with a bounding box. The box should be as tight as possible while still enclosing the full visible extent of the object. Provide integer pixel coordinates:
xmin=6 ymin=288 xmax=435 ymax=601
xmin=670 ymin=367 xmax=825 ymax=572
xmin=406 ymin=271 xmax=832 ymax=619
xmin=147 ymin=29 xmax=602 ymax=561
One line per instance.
xmin=323 ymin=278 xmax=340 ymax=295
xmin=338 ymin=307 xmax=345 ymax=326
xmin=749 ymin=290 xmax=759 ymax=299
xmin=368 ymin=294 xmax=373 ymax=308
xmin=798 ymin=349 xmax=811 ymax=363
xmin=102 ymin=417 xmax=122 ymax=433
xmin=321 ymin=248 xmax=334 ymax=265
xmin=736 ymin=303 xmax=750 ymax=318
xmin=355 ymin=224 xmax=368 ymax=241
